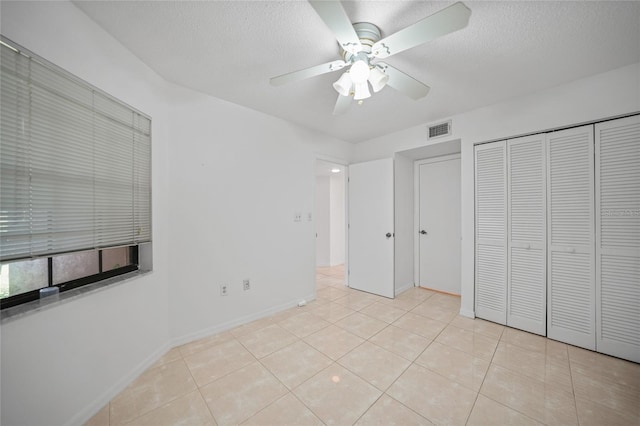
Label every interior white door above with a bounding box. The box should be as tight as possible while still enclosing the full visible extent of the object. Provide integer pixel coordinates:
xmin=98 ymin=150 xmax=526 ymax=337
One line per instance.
xmin=348 ymin=158 xmax=395 ymax=298
xmin=418 ymin=156 xmax=461 ymax=294
xmin=595 ymin=115 xmax=640 ymax=363
xmin=507 ymin=135 xmax=546 ymax=335
xmin=547 ymin=125 xmax=595 ymax=350
xmin=475 ymin=142 xmax=507 ymax=324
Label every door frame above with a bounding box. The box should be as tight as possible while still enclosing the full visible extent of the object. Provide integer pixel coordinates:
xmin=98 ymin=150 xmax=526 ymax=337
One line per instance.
xmin=413 ymin=153 xmax=462 ymax=287
xmin=314 ymin=156 xmax=349 ymax=286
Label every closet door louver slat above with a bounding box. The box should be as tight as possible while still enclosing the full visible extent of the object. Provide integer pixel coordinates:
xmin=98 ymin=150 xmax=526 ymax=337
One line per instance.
xmin=547 ymin=125 xmax=595 ymax=350
xmin=596 ymin=115 xmax=640 ymax=363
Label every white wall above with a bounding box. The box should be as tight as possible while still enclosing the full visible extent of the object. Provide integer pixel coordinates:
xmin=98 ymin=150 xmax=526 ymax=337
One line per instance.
xmin=329 ymin=173 xmax=345 ymax=266
xmin=0 ymin=1 xmax=354 ymax=425
xmin=394 ymin=154 xmax=415 ymax=293
xmin=165 ymin=88 xmax=352 ymax=342
xmin=354 ymin=62 xmax=640 ymax=317
xmin=315 ymin=176 xmax=331 ymax=267
xmin=0 ymin=2 xmax=171 ymax=425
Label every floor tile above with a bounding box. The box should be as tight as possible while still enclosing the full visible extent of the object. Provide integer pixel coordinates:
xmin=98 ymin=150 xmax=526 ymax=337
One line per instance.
xmin=229 ymin=317 xmax=274 ymax=338
xmin=309 ymin=302 xmax=355 ymax=323
xmin=379 ymin=295 xmax=423 ymax=311
xmin=500 ymin=327 xmax=547 ymax=354
xmin=335 ymin=312 xmax=388 ymax=339
xmin=333 ymin=292 xmax=379 ymax=311
xmin=338 ymin=341 xmax=411 ymax=391
xmin=236 ymin=323 xmax=298 ymax=358
xmin=575 ymin=395 xmax=640 ymax=426
xmin=467 ymin=395 xmax=541 ymax=426
xmin=571 ymin=368 xmax=640 ymax=419
xmin=568 ymin=345 xmax=640 ymax=391
xmin=435 ymin=324 xmax=498 ymax=361
xmin=411 ymin=300 xmax=458 ymax=323
xmin=124 ymin=390 xmax=216 ymax=426
xmin=278 ymin=311 xmax=331 ymax=338
xmin=397 ymin=287 xmax=435 ymax=301
xmin=178 ymin=331 xmax=235 ymax=357
xmin=492 ymin=341 xmax=572 ymax=393
xmin=183 ymin=339 xmax=255 ymax=387
xmin=294 ymin=364 xmax=381 ymax=426
xmin=151 ymin=347 xmax=182 ymax=369
xmin=360 ymin=302 xmax=406 ymax=323
xmin=85 ymin=403 xmax=109 ymax=426
xmin=415 ymin=341 xmax=490 ymax=391
xmin=109 ymin=359 xmax=198 ymax=425
xmin=369 ymin=324 xmax=431 ymax=361
xmin=316 ymin=286 xmax=349 ymax=303
xmin=200 ymin=362 xmax=288 ymax=426
xmin=303 ymin=325 xmax=364 ymax=360
xmin=355 ymin=394 xmax=433 ymax=425
xmin=449 ymin=316 xmax=505 ymax=339
xmin=242 ymin=393 xmax=323 ymax=426
xmin=480 ymin=364 xmax=578 ymax=425
xmin=392 ymin=312 xmax=448 ymax=340
xmin=260 ymin=340 xmax=332 ymax=389
xmin=387 ymin=363 xmax=477 ymax=425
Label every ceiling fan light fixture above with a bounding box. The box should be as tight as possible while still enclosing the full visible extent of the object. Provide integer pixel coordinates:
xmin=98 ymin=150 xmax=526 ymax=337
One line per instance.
xmin=333 ymin=72 xmax=353 ymax=97
xmin=349 ymin=60 xmax=370 ymax=84
xmin=353 ymin=81 xmax=371 ymax=101
xmin=368 ymin=66 xmax=389 ymax=93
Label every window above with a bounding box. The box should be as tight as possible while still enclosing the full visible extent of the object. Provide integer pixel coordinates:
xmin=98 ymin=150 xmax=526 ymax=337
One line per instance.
xmin=0 ymin=37 xmax=152 ymax=309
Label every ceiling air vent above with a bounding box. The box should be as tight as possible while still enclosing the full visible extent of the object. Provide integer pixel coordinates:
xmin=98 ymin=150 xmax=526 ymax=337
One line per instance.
xmin=428 ymin=120 xmax=452 ymax=139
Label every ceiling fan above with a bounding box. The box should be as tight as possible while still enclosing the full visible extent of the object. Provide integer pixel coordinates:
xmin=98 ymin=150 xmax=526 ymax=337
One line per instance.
xmin=270 ymin=1 xmax=471 ymax=115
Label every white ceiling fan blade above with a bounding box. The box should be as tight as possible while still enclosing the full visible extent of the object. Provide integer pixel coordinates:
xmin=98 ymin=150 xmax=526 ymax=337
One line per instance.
xmin=333 ymin=93 xmax=351 ymax=115
xmin=270 ymin=60 xmax=346 ymax=86
xmin=371 ymin=2 xmax=471 ymax=59
xmin=309 ymin=1 xmax=362 ymax=54
xmin=378 ymin=63 xmax=430 ymax=100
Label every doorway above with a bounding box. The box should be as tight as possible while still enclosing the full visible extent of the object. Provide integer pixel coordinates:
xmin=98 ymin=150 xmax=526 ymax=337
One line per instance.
xmin=314 ymin=160 xmax=346 ymax=289
xmin=416 ymin=155 xmax=461 ymax=294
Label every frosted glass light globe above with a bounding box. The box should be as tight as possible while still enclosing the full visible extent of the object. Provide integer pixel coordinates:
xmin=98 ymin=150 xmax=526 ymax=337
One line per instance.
xmin=349 ymin=60 xmax=370 ymax=84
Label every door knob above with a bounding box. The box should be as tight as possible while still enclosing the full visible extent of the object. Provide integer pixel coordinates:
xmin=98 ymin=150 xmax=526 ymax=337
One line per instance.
xmin=420 ymin=230 xmax=427 ymax=235
xmin=386 ymin=232 xmax=392 ymax=238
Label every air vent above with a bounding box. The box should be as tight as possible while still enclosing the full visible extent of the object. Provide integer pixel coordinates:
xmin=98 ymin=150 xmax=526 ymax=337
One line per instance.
xmin=428 ymin=121 xmax=452 ymax=139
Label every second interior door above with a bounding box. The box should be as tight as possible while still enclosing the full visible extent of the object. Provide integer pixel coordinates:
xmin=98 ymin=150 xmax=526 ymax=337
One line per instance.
xmin=418 ymin=156 xmax=461 ymax=294
xmin=348 ymin=158 xmax=395 ymax=298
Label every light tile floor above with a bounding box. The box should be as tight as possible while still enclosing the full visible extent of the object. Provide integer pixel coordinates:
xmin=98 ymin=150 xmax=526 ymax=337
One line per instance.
xmin=86 ymin=265 xmax=640 ymax=425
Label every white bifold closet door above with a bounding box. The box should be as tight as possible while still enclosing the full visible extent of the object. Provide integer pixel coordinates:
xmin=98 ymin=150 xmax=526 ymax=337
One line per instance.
xmin=475 ymin=141 xmax=507 ymax=324
xmin=547 ymin=125 xmax=595 ymax=350
xmin=507 ymin=135 xmax=546 ymax=335
xmin=595 ymin=115 xmax=640 ymax=363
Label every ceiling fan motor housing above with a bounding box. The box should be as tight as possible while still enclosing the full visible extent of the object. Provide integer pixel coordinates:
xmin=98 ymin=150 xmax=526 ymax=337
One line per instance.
xmin=342 ymin=22 xmax=382 ymax=63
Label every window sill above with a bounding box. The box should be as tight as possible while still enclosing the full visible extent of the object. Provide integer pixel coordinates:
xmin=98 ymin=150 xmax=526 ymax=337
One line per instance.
xmin=1 ymin=269 xmax=152 ymax=324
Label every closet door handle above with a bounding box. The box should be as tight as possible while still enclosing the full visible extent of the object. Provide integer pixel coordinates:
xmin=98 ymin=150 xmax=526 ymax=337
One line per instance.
xmin=420 ymin=230 xmax=427 ymax=235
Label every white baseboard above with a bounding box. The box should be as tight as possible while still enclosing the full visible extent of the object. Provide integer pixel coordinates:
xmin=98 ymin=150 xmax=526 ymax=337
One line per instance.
xmin=70 ymin=341 xmax=170 ymax=426
xmin=169 ymin=293 xmax=316 ymax=348
xmin=75 ymin=292 xmax=316 ymax=426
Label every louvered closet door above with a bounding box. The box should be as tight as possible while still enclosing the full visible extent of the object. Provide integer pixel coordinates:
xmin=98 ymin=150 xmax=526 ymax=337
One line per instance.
xmin=475 ymin=142 xmax=507 ymax=324
xmin=507 ymin=135 xmax=546 ymax=335
xmin=547 ymin=125 xmax=595 ymax=350
xmin=596 ymin=115 xmax=640 ymax=363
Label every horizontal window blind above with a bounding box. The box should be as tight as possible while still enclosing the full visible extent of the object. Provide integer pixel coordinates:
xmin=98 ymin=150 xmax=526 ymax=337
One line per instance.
xmin=0 ymin=39 xmax=151 ymax=262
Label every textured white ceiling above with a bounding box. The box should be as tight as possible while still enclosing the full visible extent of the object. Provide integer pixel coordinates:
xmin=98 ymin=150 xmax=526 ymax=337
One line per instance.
xmin=72 ymin=1 xmax=640 ymax=143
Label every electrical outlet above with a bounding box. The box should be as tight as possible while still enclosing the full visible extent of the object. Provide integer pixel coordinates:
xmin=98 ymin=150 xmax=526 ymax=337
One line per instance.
xmin=220 ymin=284 xmax=228 ymax=296
xmin=294 ymin=212 xmax=302 ymax=222
xmin=243 ymin=279 xmax=250 ymax=291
